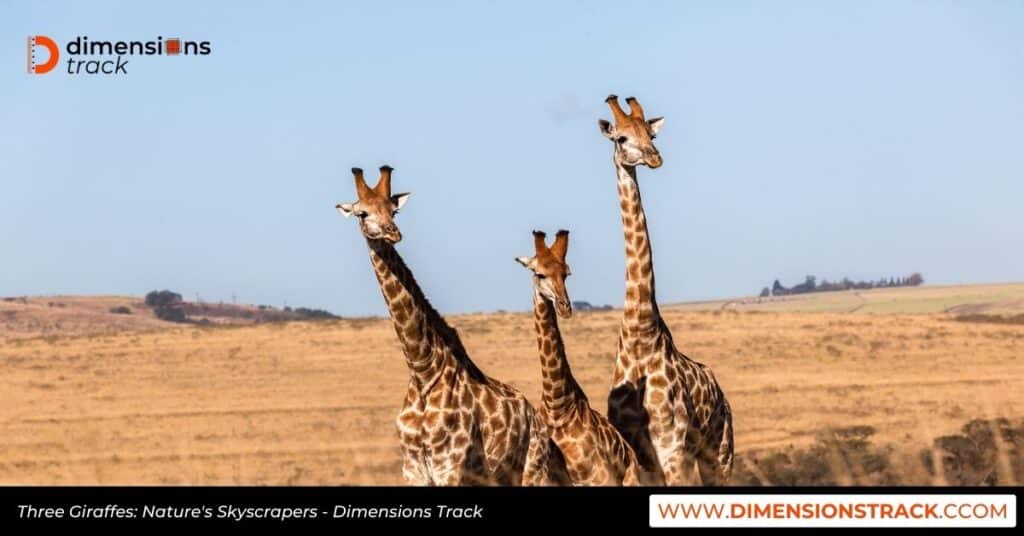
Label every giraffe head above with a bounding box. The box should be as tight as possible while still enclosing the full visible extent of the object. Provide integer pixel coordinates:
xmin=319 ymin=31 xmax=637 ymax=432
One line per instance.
xmin=516 ymin=230 xmax=573 ymax=318
xmin=336 ymin=166 xmax=411 ymax=244
xmin=597 ymin=95 xmax=665 ymax=169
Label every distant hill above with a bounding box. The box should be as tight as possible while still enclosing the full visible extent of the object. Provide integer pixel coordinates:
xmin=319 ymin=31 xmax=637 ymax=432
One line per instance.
xmin=666 ymin=282 xmax=1024 ymax=315
xmin=0 ymin=295 xmax=339 ymax=340
xmin=4 ymin=282 xmax=1023 ymax=341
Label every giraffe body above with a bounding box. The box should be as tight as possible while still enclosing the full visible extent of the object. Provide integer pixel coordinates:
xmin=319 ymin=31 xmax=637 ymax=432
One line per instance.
xmin=339 ymin=167 xmax=569 ymax=486
xmin=598 ymin=96 xmax=734 ymax=485
xmin=517 ymin=230 xmax=643 ymax=486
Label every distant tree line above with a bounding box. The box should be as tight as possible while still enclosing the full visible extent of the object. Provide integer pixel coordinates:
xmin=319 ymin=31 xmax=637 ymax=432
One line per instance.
xmin=572 ymin=301 xmax=613 ymax=312
xmin=143 ymin=290 xmax=340 ymax=324
xmin=760 ymin=273 xmax=924 ymax=297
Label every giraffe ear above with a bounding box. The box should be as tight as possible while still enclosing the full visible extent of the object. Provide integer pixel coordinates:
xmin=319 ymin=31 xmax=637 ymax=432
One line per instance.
xmin=337 ymin=202 xmax=358 ymax=218
xmin=648 ymin=117 xmax=665 ymax=135
xmin=598 ymin=119 xmax=616 ymax=139
xmin=515 ymin=256 xmax=537 ymax=271
xmin=391 ymin=192 xmax=411 ymax=211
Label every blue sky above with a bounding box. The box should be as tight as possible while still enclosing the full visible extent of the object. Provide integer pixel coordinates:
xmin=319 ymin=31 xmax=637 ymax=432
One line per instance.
xmin=2 ymin=1 xmax=1021 ymax=316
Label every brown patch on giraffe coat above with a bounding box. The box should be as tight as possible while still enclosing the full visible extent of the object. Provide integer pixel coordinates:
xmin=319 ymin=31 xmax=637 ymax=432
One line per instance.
xmin=649 ymin=390 xmax=665 ymax=404
xmin=649 ymin=375 xmax=668 ymax=389
xmin=637 ymin=308 xmax=653 ymax=325
xmin=399 ymin=411 xmax=419 ymax=427
xmin=402 ymin=320 xmax=424 ymax=341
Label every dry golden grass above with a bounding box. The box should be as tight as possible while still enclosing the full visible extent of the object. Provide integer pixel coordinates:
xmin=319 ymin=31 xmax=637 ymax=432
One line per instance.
xmin=1 ymin=284 xmax=1022 ymax=485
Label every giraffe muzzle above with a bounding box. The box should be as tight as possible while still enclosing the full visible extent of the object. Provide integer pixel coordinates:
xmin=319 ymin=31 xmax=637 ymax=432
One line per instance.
xmin=379 ymin=225 xmax=402 ymax=244
xmin=556 ymin=299 xmax=573 ymax=319
xmin=645 ymin=152 xmax=663 ymax=169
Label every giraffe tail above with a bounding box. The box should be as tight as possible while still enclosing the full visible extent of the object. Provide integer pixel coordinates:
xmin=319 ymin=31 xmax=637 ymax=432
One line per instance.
xmin=717 ymin=403 xmax=735 ymax=483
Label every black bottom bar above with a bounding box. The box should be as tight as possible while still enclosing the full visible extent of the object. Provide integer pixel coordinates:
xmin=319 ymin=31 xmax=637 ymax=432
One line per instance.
xmin=2 ymin=486 xmax=1021 ymax=530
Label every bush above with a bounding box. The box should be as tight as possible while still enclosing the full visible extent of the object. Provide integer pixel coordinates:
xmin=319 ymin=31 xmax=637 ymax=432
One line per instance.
xmin=154 ymin=304 xmax=187 ymax=323
xmin=293 ymin=307 xmax=340 ymax=320
xmin=144 ymin=289 xmax=188 ymax=323
xmin=734 ymin=418 xmax=1024 ymax=486
xmin=735 ymin=425 xmax=896 ymax=485
xmin=145 ymin=290 xmax=183 ymax=308
xmin=921 ymin=418 xmax=1024 ymax=485
xmin=109 ymin=306 xmax=132 ymax=315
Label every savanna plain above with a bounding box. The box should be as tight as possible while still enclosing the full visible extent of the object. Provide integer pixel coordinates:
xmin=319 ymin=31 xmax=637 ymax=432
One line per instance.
xmin=2 ymin=283 xmax=1022 ymax=485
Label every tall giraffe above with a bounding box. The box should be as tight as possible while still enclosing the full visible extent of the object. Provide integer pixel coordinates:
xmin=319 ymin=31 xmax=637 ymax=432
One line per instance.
xmin=337 ymin=166 xmax=568 ymax=486
xmin=597 ymin=96 xmax=734 ymax=485
xmin=516 ymin=230 xmax=643 ymax=486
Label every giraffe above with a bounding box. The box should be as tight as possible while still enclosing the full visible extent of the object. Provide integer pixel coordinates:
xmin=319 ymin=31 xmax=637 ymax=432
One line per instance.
xmin=515 ymin=229 xmax=644 ymax=486
xmin=597 ymin=95 xmax=734 ymax=485
xmin=336 ymin=166 xmax=569 ymax=486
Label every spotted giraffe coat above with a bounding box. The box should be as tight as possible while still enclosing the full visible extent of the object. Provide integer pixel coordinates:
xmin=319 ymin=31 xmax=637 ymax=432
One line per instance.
xmin=367 ymin=240 xmax=569 ymax=486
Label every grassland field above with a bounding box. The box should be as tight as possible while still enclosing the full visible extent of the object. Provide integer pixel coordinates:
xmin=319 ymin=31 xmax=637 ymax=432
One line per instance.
xmin=1 ymin=283 xmax=1022 ymax=485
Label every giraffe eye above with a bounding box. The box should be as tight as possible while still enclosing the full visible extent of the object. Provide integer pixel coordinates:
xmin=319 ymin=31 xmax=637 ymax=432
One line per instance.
xmin=356 ymin=211 xmax=368 ymax=219
xmin=536 ymin=273 xmax=547 ymax=280
xmin=616 ymin=136 xmax=628 ymax=144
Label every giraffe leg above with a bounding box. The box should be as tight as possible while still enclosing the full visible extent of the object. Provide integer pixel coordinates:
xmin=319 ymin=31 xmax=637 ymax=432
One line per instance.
xmin=400 ymin=446 xmax=432 ymax=486
xmin=520 ymin=434 xmax=549 ymax=486
xmin=696 ymin=439 xmax=732 ymax=485
xmin=695 ymin=408 xmax=734 ymax=486
xmin=661 ymin=450 xmax=701 ymax=485
xmin=622 ymin=458 xmax=642 ymax=487
xmin=716 ymin=408 xmax=734 ymax=483
xmin=430 ymin=448 xmax=469 ymax=486
xmin=522 ymin=414 xmax=569 ymax=486
xmin=656 ymin=425 xmax=701 ymax=486
xmin=608 ymin=382 xmax=664 ymax=485
xmin=697 ymin=453 xmax=723 ymax=486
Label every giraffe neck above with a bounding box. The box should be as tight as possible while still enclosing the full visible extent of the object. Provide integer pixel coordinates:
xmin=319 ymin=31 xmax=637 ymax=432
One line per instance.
xmin=615 ymin=158 xmax=662 ymax=338
xmin=367 ymin=239 xmax=456 ymax=389
xmin=532 ymin=290 xmax=583 ymax=420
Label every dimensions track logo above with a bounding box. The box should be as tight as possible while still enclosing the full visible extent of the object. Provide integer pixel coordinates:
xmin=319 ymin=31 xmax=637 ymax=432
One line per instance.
xmin=27 ymin=35 xmax=211 ymax=75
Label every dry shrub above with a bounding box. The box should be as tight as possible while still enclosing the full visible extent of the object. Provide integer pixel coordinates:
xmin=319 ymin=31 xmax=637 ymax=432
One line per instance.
xmin=734 ymin=418 xmax=1023 ymax=486
xmin=921 ymin=418 xmax=1024 ymax=485
xmin=735 ymin=425 xmax=894 ymax=486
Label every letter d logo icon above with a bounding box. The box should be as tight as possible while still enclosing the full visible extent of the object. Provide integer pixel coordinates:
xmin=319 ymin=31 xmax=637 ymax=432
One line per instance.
xmin=27 ymin=35 xmax=59 ymax=74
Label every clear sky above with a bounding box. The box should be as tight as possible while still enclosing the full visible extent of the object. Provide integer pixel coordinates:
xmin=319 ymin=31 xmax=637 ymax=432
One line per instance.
xmin=2 ymin=1 xmax=1021 ymax=317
